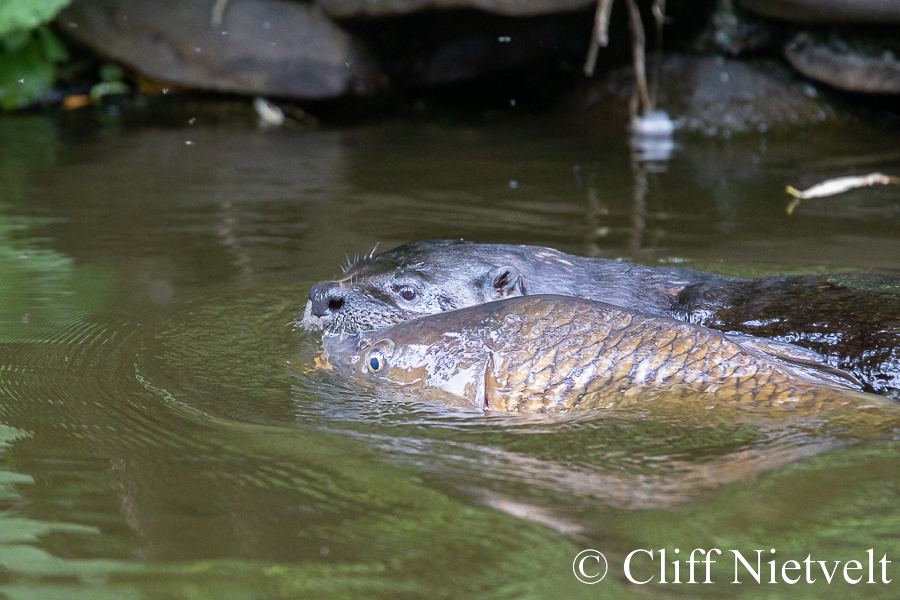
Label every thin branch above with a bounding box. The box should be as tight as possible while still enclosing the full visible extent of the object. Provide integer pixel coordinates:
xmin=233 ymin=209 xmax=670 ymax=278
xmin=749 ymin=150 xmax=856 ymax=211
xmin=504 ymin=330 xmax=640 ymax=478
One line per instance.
xmin=211 ymin=0 xmax=229 ymax=27
xmin=785 ymin=172 xmax=900 ymax=215
xmin=649 ymin=0 xmax=666 ymax=108
xmin=624 ymin=0 xmax=652 ymax=115
xmin=584 ymin=0 xmax=615 ymax=77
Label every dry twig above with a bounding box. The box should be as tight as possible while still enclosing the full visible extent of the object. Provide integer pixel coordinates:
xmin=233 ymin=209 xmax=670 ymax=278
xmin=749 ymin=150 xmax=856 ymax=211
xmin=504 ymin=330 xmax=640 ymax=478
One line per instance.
xmin=785 ymin=172 xmax=900 ymax=215
xmin=583 ymin=0 xmax=662 ymax=117
xmin=623 ymin=0 xmax=651 ymax=116
xmin=211 ymin=0 xmax=229 ymax=27
xmin=584 ymin=0 xmax=615 ymax=77
xmin=649 ymin=0 xmax=666 ymax=108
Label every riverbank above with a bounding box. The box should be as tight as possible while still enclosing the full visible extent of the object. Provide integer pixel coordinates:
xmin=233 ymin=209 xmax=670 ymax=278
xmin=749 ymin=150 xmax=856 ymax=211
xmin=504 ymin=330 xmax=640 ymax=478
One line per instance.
xmin=3 ymin=0 xmax=899 ymax=134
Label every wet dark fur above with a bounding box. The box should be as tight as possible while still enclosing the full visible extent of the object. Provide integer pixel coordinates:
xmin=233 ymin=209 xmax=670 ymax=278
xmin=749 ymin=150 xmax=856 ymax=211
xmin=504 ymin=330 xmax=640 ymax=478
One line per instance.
xmin=304 ymin=240 xmax=900 ymax=394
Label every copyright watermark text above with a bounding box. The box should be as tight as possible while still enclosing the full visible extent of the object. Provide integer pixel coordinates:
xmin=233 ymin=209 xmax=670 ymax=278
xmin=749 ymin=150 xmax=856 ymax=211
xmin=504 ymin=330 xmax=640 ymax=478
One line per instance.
xmin=573 ymin=549 xmax=608 ymax=584
xmin=574 ymin=548 xmax=892 ymax=585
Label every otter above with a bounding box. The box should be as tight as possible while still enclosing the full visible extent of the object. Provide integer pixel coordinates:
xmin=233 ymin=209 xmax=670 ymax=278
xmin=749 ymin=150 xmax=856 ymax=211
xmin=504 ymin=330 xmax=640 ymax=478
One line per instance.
xmin=323 ymin=295 xmax=885 ymax=414
xmin=304 ymin=240 xmax=900 ymax=394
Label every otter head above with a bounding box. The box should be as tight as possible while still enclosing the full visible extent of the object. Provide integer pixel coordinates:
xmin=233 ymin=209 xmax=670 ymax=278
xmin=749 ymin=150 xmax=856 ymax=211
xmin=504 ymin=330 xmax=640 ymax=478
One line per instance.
xmin=301 ymin=240 xmax=527 ymax=335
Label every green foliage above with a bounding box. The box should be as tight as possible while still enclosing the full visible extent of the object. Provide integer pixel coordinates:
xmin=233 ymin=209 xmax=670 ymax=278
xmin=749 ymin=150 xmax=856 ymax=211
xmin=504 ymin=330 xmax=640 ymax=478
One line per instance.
xmin=0 ymin=0 xmax=72 ymax=109
xmin=0 ymin=0 xmax=71 ymax=37
xmin=0 ymin=26 xmax=68 ymax=109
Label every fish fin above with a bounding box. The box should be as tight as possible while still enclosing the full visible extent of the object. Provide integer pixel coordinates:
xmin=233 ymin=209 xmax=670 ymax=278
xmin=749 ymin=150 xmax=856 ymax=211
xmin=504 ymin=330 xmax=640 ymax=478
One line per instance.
xmin=731 ymin=335 xmax=862 ymax=389
xmin=779 ymin=356 xmax=863 ymax=389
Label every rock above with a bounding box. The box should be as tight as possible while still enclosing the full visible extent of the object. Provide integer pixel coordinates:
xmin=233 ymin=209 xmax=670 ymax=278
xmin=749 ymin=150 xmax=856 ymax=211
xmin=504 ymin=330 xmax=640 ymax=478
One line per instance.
xmin=692 ymin=0 xmax=775 ymax=57
xmin=58 ymin=0 xmax=382 ymax=99
xmin=581 ymin=54 xmax=835 ymax=136
xmin=737 ymin=0 xmax=900 ymax=23
xmin=316 ymin=0 xmax=593 ymax=19
xmin=785 ymin=32 xmax=900 ymax=94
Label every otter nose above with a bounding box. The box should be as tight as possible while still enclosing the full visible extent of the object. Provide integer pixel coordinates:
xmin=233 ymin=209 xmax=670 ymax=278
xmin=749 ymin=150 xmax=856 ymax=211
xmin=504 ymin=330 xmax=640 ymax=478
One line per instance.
xmin=308 ymin=282 xmax=346 ymax=318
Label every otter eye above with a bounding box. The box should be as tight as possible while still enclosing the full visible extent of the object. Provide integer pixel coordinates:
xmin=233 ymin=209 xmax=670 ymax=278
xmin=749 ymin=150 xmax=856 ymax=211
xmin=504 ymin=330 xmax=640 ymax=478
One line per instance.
xmin=367 ymin=349 xmax=385 ymax=373
xmin=398 ymin=285 xmax=418 ymax=302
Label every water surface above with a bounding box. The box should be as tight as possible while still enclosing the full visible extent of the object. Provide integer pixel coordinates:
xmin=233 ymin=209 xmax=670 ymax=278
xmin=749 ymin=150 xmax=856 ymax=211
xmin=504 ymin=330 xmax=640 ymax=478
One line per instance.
xmin=1 ymin=111 xmax=899 ymax=598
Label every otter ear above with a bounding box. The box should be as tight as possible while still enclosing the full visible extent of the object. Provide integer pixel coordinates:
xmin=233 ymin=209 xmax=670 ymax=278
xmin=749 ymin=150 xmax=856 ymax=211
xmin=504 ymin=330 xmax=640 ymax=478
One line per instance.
xmin=487 ymin=266 xmax=526 ymax=298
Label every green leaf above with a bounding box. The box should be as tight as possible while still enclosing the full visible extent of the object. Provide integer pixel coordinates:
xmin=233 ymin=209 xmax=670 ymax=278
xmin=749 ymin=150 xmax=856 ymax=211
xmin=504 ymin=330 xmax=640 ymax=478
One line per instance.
xmin=0 ymin=0 xmax=72 ymax=38
xmin=0 ymin=32 xmax=56 ymax=109
xmin=0 ymin=26 xmax=68 ymax=109
xmin=35 ymin=26 xmax=67 ymax=63
xmin=2 ymin=30 xmax=32 ymax=51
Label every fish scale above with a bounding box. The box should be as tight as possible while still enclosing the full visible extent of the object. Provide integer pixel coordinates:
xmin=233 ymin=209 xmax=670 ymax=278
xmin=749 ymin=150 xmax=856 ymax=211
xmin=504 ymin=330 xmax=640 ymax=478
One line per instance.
xmin=324 ymin=295 xmax=892 ymax=414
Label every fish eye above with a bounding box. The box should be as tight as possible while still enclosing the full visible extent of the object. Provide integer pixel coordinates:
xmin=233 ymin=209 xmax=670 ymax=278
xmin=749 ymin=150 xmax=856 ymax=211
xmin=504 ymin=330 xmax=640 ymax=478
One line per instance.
xmin=397 ymin=285 xmax=418 ymax=302
xmin=367 ymin=349 xmax=385 ymax=373
xmin=363 ymin=339 xmax=394 ymax=374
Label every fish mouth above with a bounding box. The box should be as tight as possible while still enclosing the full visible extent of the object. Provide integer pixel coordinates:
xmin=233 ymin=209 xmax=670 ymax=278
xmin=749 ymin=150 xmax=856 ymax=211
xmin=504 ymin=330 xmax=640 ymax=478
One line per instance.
xmin=321 ymin=333 xmax=365 ymax=371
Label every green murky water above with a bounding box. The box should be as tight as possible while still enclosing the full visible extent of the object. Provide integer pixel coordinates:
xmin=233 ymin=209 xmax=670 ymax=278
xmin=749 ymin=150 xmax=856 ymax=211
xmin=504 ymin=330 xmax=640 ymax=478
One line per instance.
xmin=1 ymin=111 xmax=899 ymax=599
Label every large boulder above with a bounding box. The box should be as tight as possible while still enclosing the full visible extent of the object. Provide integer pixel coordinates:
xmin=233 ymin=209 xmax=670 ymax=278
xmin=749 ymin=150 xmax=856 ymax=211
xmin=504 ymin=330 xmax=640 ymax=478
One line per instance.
xmin=736 ymin=1 xmax=900 ymax=94
xmin=737 ymin=0 xmax=900 ymax=23
xmin=785 ymin=32 xmax=900 ymax=94
xmin=58 ymin=0 xmax=382 ymax=98
xmin=581 ymin=55 xmax=836 ymax=136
